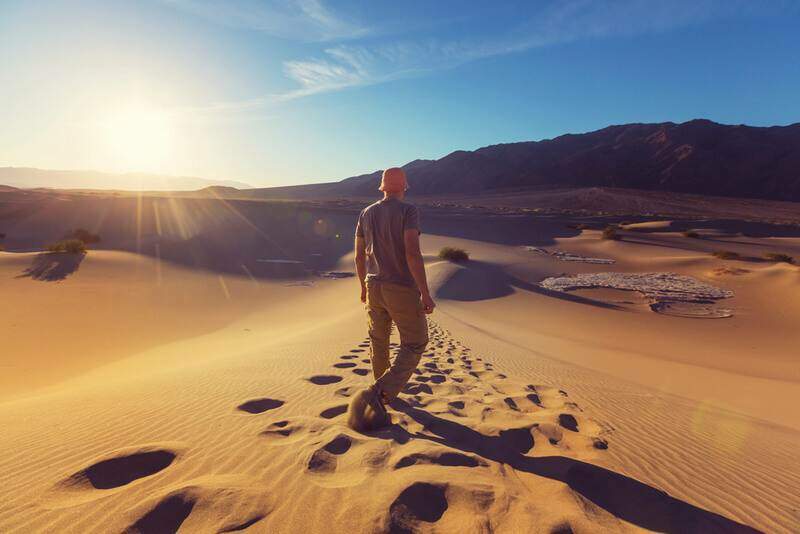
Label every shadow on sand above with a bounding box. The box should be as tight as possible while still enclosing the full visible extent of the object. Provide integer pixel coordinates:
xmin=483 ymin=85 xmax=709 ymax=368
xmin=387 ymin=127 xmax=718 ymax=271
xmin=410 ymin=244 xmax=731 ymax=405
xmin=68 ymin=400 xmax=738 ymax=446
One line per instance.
xmin=435 ymin=259 xmax=623 ymax=310
xmin=378 ymin=399 xmax=758 ymax=533
xmin=19 ymin=252 xmax=85 ymax=281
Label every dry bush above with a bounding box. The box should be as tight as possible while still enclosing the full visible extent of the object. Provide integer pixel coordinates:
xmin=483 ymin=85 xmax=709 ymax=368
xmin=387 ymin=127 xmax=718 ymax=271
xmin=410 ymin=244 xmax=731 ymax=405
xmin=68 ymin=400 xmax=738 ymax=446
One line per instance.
xmin=601 ymin=225 xmax=619 ymax=240
xmin=47 ymin=239 xmax=87 ymax=254
xmin=763 ymin=252 xmax=794 ymax=264
xmin=438 ymin=247 xmax=469 ymax=262
xmin=711 ymin=250 xmax=740 ymax=260
xmin=69 ymin=228 xmax=101 ymax=244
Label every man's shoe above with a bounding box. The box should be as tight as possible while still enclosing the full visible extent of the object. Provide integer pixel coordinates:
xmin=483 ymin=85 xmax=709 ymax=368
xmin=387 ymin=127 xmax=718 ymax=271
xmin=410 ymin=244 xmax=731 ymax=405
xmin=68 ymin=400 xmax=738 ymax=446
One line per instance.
xmin=366 ymin=385 xmax=390 ymax=428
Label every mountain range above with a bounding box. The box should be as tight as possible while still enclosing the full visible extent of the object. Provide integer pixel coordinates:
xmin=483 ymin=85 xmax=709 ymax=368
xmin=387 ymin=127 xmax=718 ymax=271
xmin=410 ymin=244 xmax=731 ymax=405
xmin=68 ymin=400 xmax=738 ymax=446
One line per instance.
xmin=3 ymin=119 xmax=799 ymax=201
xmin=252 ymin=119 xmax=800 ymax=202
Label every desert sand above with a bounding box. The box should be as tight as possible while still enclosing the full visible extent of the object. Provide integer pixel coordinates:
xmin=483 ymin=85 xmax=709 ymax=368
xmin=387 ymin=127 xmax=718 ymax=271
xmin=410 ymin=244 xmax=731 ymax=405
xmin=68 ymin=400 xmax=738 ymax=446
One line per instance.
xmin=1 ymin=194 xmax=799 ymax=533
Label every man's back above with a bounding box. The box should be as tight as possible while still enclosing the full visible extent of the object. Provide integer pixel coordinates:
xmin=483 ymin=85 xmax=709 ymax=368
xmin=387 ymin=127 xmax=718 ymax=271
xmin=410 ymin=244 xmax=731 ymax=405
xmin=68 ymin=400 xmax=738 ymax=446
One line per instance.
xmin=355 ymin=198 xmax=420 ymax=288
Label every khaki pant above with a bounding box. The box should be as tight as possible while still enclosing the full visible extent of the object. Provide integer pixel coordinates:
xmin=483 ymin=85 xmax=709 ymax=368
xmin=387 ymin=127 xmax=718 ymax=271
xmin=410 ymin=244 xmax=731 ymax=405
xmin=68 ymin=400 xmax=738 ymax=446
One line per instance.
xmin=366 ymin=280 xmax=429 ymax=400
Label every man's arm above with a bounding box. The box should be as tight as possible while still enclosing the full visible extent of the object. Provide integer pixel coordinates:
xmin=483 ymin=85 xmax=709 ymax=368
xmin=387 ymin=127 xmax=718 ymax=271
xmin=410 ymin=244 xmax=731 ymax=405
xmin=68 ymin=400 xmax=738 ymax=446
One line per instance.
xmin=403 ymin=229 xmax=435 ymax=314
xmin=355 ymin=236 xmax=367 ymax=302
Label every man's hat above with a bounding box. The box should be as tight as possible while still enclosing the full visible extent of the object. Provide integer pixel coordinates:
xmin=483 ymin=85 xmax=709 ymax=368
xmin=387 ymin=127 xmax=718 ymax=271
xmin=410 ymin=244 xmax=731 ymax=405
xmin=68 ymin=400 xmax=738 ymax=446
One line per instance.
xmin=379 ymin=167 xmax=407 ymax=192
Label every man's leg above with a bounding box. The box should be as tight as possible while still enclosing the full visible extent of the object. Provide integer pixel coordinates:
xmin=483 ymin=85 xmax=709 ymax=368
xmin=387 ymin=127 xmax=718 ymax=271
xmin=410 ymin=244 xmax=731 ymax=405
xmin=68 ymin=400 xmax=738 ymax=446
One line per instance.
xmin=375 ymin=283 xmax=429 ymax=401
xmin=366 ymin=282 xmax=392 ymax=380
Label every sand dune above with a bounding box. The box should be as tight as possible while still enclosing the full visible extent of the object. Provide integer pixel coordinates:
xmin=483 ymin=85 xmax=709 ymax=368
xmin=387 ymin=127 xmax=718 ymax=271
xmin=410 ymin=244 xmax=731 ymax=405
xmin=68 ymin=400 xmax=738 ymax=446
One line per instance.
xmin=1 ymin=201 xmax=799 ymax=532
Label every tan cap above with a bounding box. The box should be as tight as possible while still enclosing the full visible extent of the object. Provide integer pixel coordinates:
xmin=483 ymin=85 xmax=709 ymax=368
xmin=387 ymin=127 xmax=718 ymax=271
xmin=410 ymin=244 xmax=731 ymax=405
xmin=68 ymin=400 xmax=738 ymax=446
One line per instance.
xmin=379 ymin=167 xmax=407 ymax=192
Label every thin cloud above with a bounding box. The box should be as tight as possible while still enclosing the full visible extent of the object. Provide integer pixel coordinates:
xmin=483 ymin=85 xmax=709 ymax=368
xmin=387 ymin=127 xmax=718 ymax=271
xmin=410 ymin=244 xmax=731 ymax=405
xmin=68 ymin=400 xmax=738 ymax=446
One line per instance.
xmin=273 ymin=0 xmax=747 ymax=99
xmin=176 ymin=0 xmax=797 ymax=108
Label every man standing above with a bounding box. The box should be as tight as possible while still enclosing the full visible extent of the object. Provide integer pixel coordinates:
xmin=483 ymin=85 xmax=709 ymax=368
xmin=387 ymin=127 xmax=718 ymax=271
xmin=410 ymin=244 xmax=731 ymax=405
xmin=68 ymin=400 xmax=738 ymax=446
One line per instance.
xmin=353 ymin=167 xmax=435 ymax=426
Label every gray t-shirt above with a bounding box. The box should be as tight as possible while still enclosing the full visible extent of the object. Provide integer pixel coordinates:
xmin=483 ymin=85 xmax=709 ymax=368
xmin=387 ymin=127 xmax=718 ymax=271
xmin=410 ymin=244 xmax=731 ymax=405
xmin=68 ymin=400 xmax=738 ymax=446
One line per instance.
xmin=355 ymin=198 xmax=420 ymax=287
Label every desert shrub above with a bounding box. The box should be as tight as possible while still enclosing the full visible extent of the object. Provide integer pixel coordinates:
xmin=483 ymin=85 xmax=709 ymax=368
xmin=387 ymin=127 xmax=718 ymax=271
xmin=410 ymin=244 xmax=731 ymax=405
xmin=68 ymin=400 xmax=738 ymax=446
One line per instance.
xmin=601 ymin=225 xmax=619 ymax=240
xmin=763 ymin=252 xmax=795 ymax=264
xmin=438 ymin=246 xmax=469 ymax=262
xmin=711 ymin=250 xmax=740 ymax=260
xmin=47 ymin=239 xmax=87 ymax=254
xmin=69 ymin=228 xmax=101 ymax=244
xmin=682 ymin=230 xmax=700 ymax=238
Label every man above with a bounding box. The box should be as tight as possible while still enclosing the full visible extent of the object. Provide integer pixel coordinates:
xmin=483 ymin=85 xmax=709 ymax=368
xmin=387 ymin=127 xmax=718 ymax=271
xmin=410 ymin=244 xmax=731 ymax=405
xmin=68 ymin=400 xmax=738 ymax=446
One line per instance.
xmin=352 ymin=167 xmax=435 ymax=428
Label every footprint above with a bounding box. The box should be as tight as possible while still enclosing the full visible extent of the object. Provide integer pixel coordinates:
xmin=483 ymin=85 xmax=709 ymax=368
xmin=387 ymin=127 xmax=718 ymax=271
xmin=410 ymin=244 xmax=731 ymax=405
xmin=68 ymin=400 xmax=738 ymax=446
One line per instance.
xmin=429 ymin=375 xmax=446 ymax=384
xmin=526 ymin=393 xmax=542 ymax=406
xmin=124 ymin=477 xmax=270 ymax=534
xmin=498 ymin=427 xmax=534 ymax=454
xmin=320 ymin=405 xmax=348 ymax=419
xmin=404 ymin=383 xmax=433 ymax=395
xmin=237 ymin=398 xmax=284 ymax=414
xmin=53 ymin=446 xmax=178 ymax=497
xmin=448 ymin=401 xmax=465 ymax=410
xmin=261 ymin=420 xmax=293 ymax=437
xmin=323 ymin=434 xmax=352 ymax=455
xmin=307 ymin=375 xmax=343 ymax=385
xmin=340 ymin=355 xmax=358 ymax=360
xmin=334 ymin=386 xmax=357 ymax=398
xmin=307 ymin=434 xmax=353 ymax=473
xmin=334 ymin=362 xmax=356 ymax=368
xmin=361 ymin=358 xmax=371 ymax=364
xmin=388 ymin=482 xmax=448 ymax=532
xmin=558 ymin=414 xmax=579 ymax=432
xmin=125 ymin=491 xmax=195 ymax=533
xmin=352 ymin=368 xmax=369 ymax=376
xmin=503 ymin=397 xmax=520 ymax=411
xmin=350 ymin=349 xmax=365 ymax=353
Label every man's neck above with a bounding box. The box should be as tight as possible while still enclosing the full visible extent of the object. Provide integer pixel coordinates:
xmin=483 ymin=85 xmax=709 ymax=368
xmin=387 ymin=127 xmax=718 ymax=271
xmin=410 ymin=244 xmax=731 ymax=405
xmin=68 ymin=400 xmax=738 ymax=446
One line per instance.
xmin=382 ymin=192 xmax=404 ymax=201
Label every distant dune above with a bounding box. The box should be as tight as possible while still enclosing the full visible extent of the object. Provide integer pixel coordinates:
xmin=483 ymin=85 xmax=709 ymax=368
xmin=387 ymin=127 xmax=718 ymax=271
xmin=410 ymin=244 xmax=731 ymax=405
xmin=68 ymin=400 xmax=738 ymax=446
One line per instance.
xmin=0 ymin=167 xmax=252 ymax=191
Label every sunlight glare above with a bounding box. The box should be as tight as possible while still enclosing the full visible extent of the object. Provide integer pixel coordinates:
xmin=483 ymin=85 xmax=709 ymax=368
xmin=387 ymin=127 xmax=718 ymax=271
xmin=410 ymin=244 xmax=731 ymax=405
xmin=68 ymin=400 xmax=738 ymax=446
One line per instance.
xmin=100 ymin=103 xmax=175 ymax=173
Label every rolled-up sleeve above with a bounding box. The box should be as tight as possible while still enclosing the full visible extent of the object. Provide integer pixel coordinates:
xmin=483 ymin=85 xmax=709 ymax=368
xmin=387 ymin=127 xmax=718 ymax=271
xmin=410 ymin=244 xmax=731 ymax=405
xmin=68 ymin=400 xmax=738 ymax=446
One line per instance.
xmin=355 ymin=210 xmax=365 ymax=238
xmin=404 ymin=205 xmax=420 ymax=234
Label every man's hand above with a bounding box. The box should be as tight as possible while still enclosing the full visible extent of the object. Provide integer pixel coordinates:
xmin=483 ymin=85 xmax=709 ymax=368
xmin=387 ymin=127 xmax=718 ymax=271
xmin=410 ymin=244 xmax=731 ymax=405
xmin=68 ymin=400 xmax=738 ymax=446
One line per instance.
xmin=360 ymin=284 xmax=367 ymax=303
xmin=421 ymin=292 xmax=436 ymax=314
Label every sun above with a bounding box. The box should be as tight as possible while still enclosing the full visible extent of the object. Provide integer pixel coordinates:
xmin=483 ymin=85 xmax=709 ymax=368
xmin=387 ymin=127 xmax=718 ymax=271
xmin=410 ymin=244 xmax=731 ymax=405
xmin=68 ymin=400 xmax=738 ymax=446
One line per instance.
xmin=100 ymin=103 xmax=175 ymax=174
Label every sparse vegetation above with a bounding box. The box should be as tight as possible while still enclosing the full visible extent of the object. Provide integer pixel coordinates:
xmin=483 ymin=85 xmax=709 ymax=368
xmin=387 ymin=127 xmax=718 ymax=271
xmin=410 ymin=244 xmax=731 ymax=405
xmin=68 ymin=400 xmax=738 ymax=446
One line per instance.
xmin=601 ymin=225 xmax=619 ymax=240
xmin=68 ymin=228 xmax=101 ymax=244
xmin=438 ymin=246 xmax=469 ymax=262
xmin=47 ymin=239 xmax=87 ymax=254
xmin=763 ymin=252 xmax=795 ymax=264
xmin=712 ymin=250 xmax=740 ymax=260
xmin=682 ymin=230 xmax=701 ymax=238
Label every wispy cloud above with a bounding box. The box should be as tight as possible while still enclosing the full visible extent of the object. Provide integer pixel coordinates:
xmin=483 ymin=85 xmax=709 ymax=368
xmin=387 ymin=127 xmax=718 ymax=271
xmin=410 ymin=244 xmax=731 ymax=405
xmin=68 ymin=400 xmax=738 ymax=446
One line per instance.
xmin=161 ymin=0 xmax=368 ymax=41
xmin=176 ymin=0 xmax=795 ymax=109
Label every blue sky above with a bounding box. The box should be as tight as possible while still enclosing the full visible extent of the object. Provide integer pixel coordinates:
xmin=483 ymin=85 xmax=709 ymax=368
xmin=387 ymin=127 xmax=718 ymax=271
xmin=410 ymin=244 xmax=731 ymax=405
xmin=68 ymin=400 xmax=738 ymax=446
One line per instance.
xmin=1 ymin=0 xmax=799 ymax=187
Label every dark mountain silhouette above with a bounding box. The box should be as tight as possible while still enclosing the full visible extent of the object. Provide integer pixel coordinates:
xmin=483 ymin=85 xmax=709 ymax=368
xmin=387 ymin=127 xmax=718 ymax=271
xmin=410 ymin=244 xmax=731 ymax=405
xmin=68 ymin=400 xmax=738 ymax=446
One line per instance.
xmin=251 ymin=119 xmax=800 ymax=201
